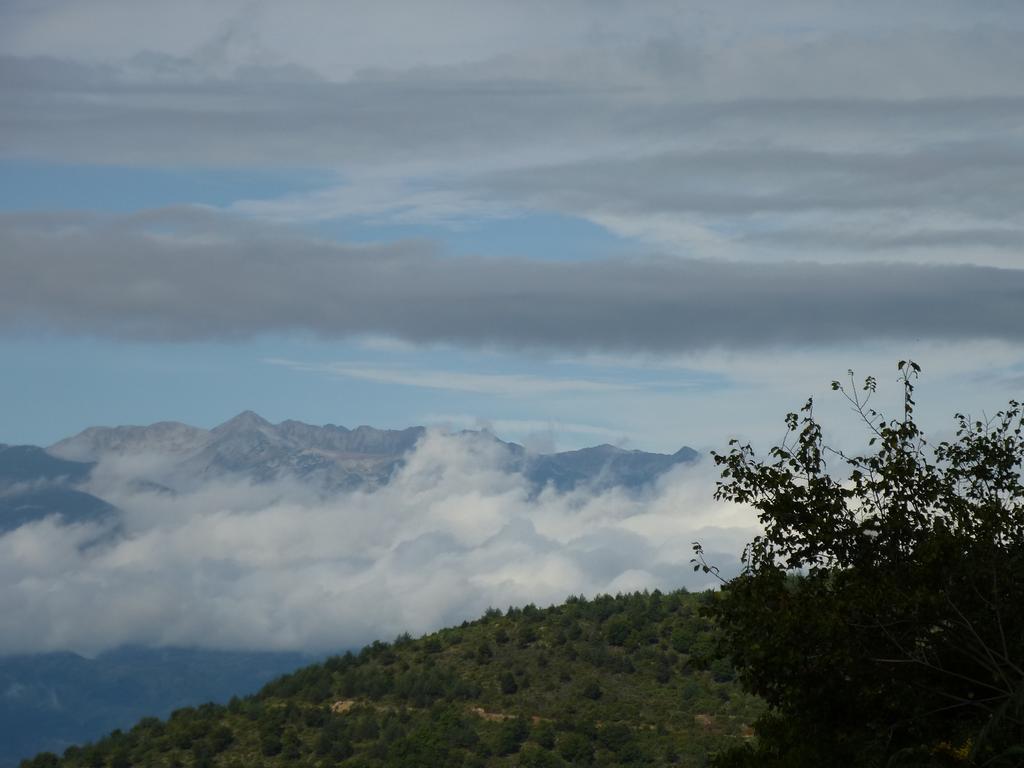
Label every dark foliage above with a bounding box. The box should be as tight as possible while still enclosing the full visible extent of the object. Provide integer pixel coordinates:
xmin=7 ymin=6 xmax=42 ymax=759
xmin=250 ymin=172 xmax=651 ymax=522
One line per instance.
xmin=701 ymin=363 xmax=1024 ymax=767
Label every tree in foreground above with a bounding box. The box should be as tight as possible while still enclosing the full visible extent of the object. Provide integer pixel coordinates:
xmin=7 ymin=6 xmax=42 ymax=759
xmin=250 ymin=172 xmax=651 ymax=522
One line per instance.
xmin=697 ymin=362 xmax=1024 ymax=767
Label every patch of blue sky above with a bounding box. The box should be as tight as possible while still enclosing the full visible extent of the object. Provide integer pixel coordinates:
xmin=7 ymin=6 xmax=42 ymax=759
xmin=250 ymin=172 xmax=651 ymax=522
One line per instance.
xmin=0 ymin=334 xmax=426 ymax=446
xmin=0 ymin=161 xmax=336 ymax=212
xmin=276 ymin=340 xmax=728 ymax=394
xmin=2 ymin=162 xmax=641 ymax=263
xmin=309 ymin=210 xmax=636 ymax=262
xmin=0 ymin=333 xmax=725 ymax=449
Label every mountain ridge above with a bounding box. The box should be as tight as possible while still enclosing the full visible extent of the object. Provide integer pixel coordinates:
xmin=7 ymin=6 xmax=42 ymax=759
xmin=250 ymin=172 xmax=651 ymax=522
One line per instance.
xmin=47 ymin=412 xmax=698 ymax=495
xmin=3 ymin=413 xmax=698 ymax=533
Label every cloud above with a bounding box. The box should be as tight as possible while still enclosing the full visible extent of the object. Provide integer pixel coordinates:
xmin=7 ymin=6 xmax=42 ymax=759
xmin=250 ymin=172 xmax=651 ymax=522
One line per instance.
xmin=0 ymin=432 xmax=755 ymax=654
xmin=266 ymin=359 xmax=644 ymax=396
xmin=471 ymin=140 xmax=1024 ymax=266
xmin=3 ymin=13 xmax=1024 ymax=266
xmin=9 ymin=1 xmax=1016 ymax=76
xmin=422 ymin=414 xmax=625 ymax=442
xmin=2 ymin=208 xmax=1024 ymax=352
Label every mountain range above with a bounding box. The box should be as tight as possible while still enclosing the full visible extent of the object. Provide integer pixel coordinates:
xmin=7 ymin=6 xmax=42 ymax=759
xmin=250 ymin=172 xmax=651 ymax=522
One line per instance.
xmin=49 ymin=410 xmax=698 ymax=495
xmin=1 ymin=415 xmax=698 ymax=765
xmin=2 ymin=412 xmax=697 ymax=533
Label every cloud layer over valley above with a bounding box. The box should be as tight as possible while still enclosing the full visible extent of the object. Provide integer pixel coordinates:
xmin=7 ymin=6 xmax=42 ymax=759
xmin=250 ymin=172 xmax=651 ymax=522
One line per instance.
xmin=0 ymin=430 xmax=753 ymax=655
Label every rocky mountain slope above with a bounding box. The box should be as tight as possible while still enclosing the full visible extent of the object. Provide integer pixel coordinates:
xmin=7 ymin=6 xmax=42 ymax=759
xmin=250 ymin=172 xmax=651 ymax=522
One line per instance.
xmin=48 ymin=412 xmax=698 ymax=495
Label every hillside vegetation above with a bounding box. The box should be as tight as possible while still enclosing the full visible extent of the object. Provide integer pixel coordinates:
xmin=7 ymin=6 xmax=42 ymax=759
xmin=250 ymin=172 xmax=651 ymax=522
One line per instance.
xmin=22 ymin=590 xmax=763 ymax=768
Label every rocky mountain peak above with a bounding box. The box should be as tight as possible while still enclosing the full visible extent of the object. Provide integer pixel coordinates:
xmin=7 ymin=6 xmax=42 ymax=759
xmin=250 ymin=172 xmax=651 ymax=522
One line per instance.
xmin=211 ymin=411 xmax=275 ymax=435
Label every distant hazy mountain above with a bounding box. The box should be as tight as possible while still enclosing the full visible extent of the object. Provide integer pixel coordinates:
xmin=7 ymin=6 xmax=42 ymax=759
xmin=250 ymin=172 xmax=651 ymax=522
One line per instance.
xmin=48 ymin=412 xmax=698 ymax=495
xmin=0 ymin=445 xmax=117 ymax=533
xmin=3 ymin=409 xmax=698 ymax=551
xmin=0 ymin=444 xmax=92 ymax=485
xmin=525 ymin=443 xmax=699 ymax=492
xmin=49 ymin=412 xmax=426 ymax=493
xmin=0 ymin=647 xmax=312 ymax=768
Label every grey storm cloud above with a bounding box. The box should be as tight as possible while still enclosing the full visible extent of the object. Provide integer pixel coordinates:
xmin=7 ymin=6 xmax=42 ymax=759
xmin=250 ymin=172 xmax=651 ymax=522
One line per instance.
xmin=2 ymin=208 xmax=1022 ymax=351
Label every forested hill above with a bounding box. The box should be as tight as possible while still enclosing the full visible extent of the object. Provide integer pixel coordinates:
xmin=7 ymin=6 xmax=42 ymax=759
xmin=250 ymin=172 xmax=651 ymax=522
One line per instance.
xmin=22 ymin=590 xmax=764 ymax=768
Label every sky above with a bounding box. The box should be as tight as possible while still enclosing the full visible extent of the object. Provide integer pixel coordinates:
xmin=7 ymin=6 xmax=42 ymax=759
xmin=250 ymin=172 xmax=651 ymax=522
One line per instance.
xmin=2 ymin=0 xmax=1024 ymax=654
xmin=2 ymin=0 xmax=1024 ymax=454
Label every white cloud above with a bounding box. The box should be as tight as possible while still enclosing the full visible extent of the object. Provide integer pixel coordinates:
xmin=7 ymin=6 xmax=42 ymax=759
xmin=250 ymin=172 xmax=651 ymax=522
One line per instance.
xmin=0 ymin=432 xmax=756 ymax=655
xmin=421 ymin=413 xmax=626 ymax=446
xmin=264 ymin=358 xmax=644 ymax=396
xmin=231 ymin=177 xmax=515 ymax=228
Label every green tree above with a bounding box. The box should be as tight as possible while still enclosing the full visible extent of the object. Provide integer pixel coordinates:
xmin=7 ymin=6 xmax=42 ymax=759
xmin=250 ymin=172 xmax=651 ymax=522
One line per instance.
xmin=558 ymin=731 xmax=594 ymax=765
xmin=20 ymin=755 xmax=60 ymax=768
xmin=499 ymin=670 xmax=518 ymax=695
xmin=534 ymin=720 xmax=557 ymax=750
xmin=605 ymin=616 xmax=630 ymax=646
xmin=579 ymin=679 xmax=602 ymax=700
xmin=280 ymin=727 xmax=302 ymax=759
xmin=698 ymin=362 xmax=1024 ymax=767
xmin=494 ymin=716 xmax=530 ymax=755
xmin=258 ymin=728 xmax=282 ymax=757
